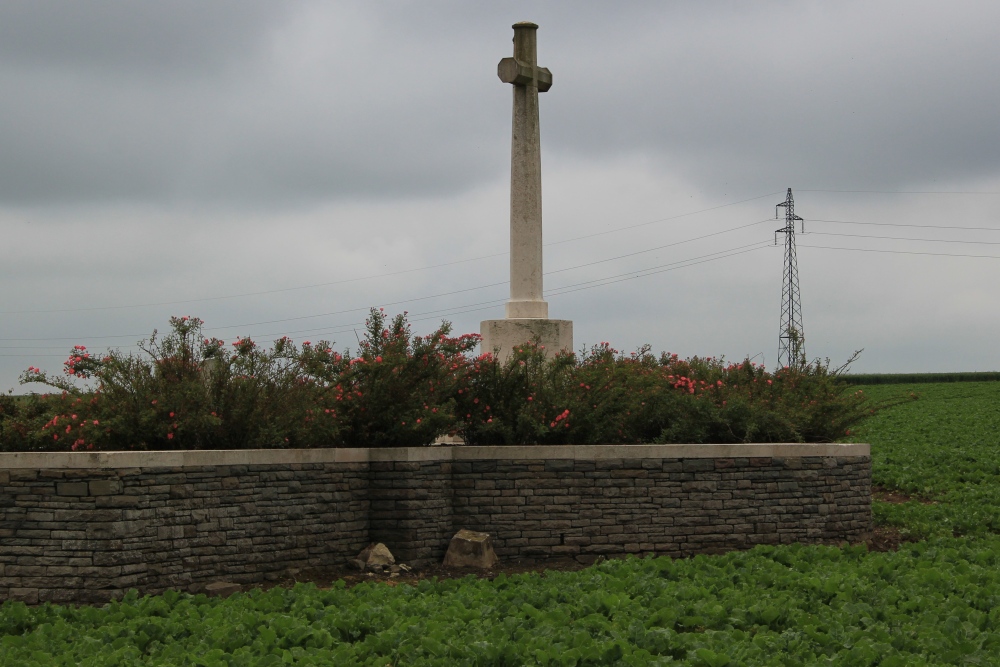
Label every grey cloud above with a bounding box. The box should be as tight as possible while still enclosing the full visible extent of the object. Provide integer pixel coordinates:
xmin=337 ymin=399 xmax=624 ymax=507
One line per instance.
xmin=1 ymin=1 xmax=999 ymax=209
xmin=0 ymin=1 xmax=287 ymax=76
xmin=0 ymin=1 xmax=511 ymax=207
xmin=543 ymin=1 xmax=1000 ymax=193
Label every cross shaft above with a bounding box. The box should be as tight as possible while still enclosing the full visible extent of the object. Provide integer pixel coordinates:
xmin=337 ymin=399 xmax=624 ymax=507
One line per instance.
xmin=479 ymin=21 xmax=572 ymax=360
xmin=498 ymin=21 xmax=552 ymax=319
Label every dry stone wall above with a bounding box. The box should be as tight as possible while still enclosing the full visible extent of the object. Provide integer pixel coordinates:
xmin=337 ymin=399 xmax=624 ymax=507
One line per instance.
xmin=0 ymin=444 xmax=870 ymax=605
xmin=449 ymin=455 xmax=870 ymax=559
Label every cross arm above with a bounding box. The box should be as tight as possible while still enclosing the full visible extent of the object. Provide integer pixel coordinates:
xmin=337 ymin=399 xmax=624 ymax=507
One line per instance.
xmin=498 ymin=57 xmax=552 ymax=92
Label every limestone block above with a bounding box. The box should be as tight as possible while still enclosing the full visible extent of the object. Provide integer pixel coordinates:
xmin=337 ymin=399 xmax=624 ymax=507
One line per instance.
xmin=89 ymin=480 xmax=123 ymax=496
xmin=55 ymin=482 xmax=89 ymax=497
xmin=480 ymin=318 xmax=572 ymax=361
xmin=442 ymin=529 xmax=500 ymax=569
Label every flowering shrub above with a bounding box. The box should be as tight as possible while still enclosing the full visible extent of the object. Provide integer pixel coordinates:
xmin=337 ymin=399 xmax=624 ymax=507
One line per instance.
xmin=459 ymin=342 xmax=873 ymax=446
xmin=0 ymin=311 xmax=479 ymax=452
xmin=4 ymin=316 xmax=322 ymax=451
xmin=0 ymin=311 xmax=875 ymax=452
xmin=296 ymin=308 xmax=480 ymax=447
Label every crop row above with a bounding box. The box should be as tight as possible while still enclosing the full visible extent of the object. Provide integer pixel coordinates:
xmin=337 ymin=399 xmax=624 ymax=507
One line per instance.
xmin=4 ymin=538 xmax=1000 ymax=666
xmin=2 ymin=380 xmax=997 ymax=665
xmin=842 ymin=372 xmax=1000 ymax=385
xmin=852 ymin=381 xmax=1000 ymax=538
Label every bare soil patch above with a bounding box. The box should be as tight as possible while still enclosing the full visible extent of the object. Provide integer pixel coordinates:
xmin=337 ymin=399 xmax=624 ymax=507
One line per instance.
xmin=866 ymin=525 xmax=915 ymax=552
xmin=256 ymin=557 xmax=592 ymax=592
xmin=873 ymin=485 xmax=937 ymax=505
xmin=250 ymin=532 xmax=906 ymax=593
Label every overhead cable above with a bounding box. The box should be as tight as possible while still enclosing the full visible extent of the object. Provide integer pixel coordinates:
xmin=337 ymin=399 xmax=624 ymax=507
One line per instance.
xmin=0 ymin=192 xmax=779 ymax=316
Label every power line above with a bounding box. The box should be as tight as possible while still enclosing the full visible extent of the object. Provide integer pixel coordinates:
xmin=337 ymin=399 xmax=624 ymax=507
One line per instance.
xmin=8 ymin=242 xmax=767 ymax=355
xmin=202 ymin=229 xmax=770 ymax=334
xmin=7 ymin=211 xmax=998 ymax=350
xmin=12 ymin=235 xmax=993 ymax=351
xmin=808 ymin=231 xmax=1000 ymax=246
xmin=798 ymin=189 xmax=1000 ymax=195
xmin=1 ymin=241 xmax=778 ymax=349
xmin=806 ymin=218 xmax=1000 ymax=233
xmin=0 ymin=355 xmax=75 ymax=359
xmin=546 ymin=244 xmax=771 ymax=297
xmin=217 ymin=243 xmax=772 ymax=343
xmin=12 ymin=233 xmax=1000 ymax=359
xmin=0 ymin=254 xmax=508 ymax=316
xmin=799 ymin=244 xmax=1000 ymax=260
xmin=0 ymin=230 xmax=767 ymax=344
xmin=121 ymin=219 xmax=773 ymax=335
xmin=545 ymin=191 xmax=781 ymax=246
xmin=191 ymin=281 xmax=510 ymax=331
xmin=199 ymin=242 xmax=770 ymax=338
xmin=546 ymin=219 xmax=771 ymax=275
xmin=0 ymin=331 xmax=162 ymax=343
xmin=0 ymin=192 xmax=780 ymax=316
xmin=12 ymin=190 xmax=999 ymax=352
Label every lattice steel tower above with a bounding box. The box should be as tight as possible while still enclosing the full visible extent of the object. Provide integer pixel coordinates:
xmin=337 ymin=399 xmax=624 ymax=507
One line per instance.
xmin=775 ymin=188 xmax=805 ymax=367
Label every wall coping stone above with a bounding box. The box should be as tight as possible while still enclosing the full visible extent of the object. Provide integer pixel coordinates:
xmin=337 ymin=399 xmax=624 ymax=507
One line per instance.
xmin=0 ymin=443 xmax=868 ymax=469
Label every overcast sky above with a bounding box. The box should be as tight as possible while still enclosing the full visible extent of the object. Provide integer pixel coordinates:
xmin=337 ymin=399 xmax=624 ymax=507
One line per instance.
xmin=3 ymin=0 xmax=1000 ymax=392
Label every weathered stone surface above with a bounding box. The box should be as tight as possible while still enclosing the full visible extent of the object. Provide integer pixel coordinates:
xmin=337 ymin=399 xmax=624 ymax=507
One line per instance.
xmin=480 ymin=22 xmax=573 ymax=360
xmin=89 ymin=480 xmax=124 ymax=496
xmin=55 ymin=482 xmax=88 ymax=496
xmin=351 ymin=543 xmax=395 ymax=572
xmin=204 ymin=581 xmax=242 ymax=597
xmin=0 ymin=446 xmax=870 ymax=604
xmin=480 ymin=319 xmax=573 ymax=362
xmin=443 ymin=529 xmax=500 ymax=569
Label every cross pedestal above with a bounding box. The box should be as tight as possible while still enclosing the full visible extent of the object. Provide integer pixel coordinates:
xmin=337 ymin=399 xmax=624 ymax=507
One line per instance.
xmin=481 ymin=22 xmax=573 ymax=360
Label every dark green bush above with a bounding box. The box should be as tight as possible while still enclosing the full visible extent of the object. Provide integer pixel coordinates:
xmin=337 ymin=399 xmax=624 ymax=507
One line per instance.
xmin=0 ymin=312 xmax=875 ymax=451
xmin=297 ymin=308 xmax=480 ymax=448
xmin=2 ymin=311 xmax=477 ymax=451
xmin=843 ymin=372 xmax=1000 ymax=385
xmin=458 ymin=342 xmax=873 ymax=445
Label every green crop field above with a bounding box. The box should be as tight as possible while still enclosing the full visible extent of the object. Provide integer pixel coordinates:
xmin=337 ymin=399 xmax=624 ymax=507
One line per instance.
xmin=853 ymin=381 xmax=1000 ymax=539
xmin=3 ymin=381 xmax=1000 ymax=666
xmin=843 ymin=372 xmax=1000 ymax=385
xmin=3 ymin=540 xmax=1000 ymax=666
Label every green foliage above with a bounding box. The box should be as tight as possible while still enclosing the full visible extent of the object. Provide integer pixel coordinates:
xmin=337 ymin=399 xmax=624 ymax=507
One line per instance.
xmin=1 ymin=313 xmax=874 ymax=451
xmin=2 ymin=317 xmax=326 ymax=451
xmin=843 ymin=371 xmax=1000 ymax=385
xmin=298 ymin=308 xmax=481 ymax=448
xmin=6 ymin=539 xmax=1000 ymax=665
xmin=460 ymin=342 xmax=874 ymax=446
xmin=850 ymin=381 xmax=1000 ymax=538
xmin=0 ymin=311 xmax=478 ymax=452
xmin=7 ymin=374 xmax=1000 ymax=665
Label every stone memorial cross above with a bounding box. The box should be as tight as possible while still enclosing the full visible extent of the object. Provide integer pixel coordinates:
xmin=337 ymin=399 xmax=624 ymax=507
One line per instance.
xmin=498 ymin=22 xmax=551 ymax=319
xmin=480 ymin=22 xmax=573 ymax=359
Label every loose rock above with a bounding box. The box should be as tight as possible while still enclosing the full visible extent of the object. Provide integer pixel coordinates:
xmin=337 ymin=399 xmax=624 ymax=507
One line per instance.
xmin=351 ymin=543 xmax=396 ymax=572
xmin=204 ymin=581 xmax=242 ymax=597
xmin=442 ymin=529 xmax=500 ymax=569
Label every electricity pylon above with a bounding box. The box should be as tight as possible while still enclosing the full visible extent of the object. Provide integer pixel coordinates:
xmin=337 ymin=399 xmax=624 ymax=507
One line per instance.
xmin=775 ymin=188 xmax=805 ymax=368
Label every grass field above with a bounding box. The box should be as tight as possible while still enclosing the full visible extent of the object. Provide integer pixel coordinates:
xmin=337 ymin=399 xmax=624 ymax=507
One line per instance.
xmin=3 ymin=381 xmax=1000 ymax=665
